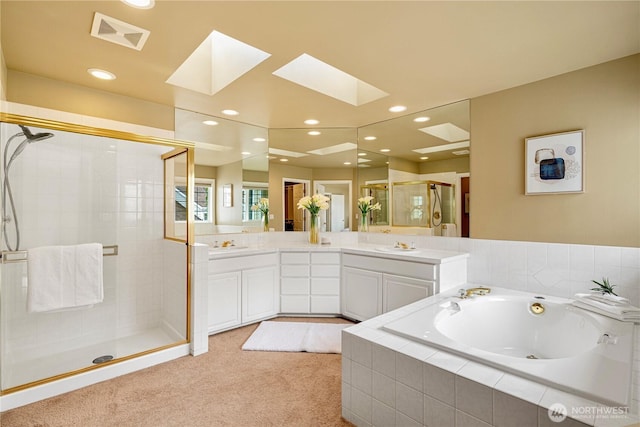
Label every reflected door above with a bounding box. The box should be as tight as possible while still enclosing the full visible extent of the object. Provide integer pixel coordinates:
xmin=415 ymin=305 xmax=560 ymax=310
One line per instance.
xmin=292 ymin=183 xmax=305 ymax=231
xmin=330 ymin=194 xmax=345 ymax=231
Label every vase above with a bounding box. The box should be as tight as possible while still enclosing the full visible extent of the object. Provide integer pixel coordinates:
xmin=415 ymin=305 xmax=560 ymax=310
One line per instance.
xmin=263 ymin=213 xmax=269 ymax=232
xmin=309 ymin=213 xmax=319 ymax=244
xmin=360 ymin=212 xmax=369 ymax=232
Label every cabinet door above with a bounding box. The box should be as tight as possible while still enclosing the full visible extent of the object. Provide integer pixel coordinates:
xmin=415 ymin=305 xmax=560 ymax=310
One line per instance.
xmin=383 ymin=274 xmax=434 ymax=312
xmin=242 ymin=266 xmax=279 ymax=323
xmin=208 ymin=271 xmax=242 ymax=334
xmin=342 ymin=267 xmax=383 ymax=321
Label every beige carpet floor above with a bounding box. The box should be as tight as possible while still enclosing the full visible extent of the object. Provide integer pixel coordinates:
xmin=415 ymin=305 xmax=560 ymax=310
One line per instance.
xmin=0 ymin=317 xmax=354 ymax=427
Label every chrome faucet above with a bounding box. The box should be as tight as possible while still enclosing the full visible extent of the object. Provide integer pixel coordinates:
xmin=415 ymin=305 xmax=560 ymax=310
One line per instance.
xmin=458 ymin=287 xmax=491 ymax=298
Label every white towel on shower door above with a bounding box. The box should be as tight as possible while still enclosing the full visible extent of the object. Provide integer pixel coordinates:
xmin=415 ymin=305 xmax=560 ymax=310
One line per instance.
xmin=27 ymin=243 xmax=104 ymax=313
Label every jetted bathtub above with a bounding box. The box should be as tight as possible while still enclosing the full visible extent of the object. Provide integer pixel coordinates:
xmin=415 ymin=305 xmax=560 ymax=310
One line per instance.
xmin=382 ymin=287 xmax=635 ymax=406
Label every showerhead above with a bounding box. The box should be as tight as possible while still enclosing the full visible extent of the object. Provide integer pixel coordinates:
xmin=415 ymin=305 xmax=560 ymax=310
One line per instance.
xmin=6 ymin=126 xmax=55 ymax=169
xmin=19 ymin=125 xmax=54 ymax=142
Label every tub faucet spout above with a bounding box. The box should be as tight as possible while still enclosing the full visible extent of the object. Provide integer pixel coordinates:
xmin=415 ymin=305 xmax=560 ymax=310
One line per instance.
xmin=462 ymin=287 xmax=491 ymax=298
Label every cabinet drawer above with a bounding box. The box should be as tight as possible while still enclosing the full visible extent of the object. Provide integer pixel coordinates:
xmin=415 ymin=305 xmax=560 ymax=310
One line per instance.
xmin=310 ymin=296 xmax=340 ymax=314
xmin=281 ymin=277 xmax=310 ymax=294
xmin=311 ymin=264 xmax=341 ymax=277
xmin=281 ymin=265 xmax=309 ymax=277
xmin=280 ymin=252 xmax=310 ymax=264
xmin=311 ymin=252 xmax=340 ymax=264
xmin=281 ymin=295 xmax=310 ymax=313
xmin=311 ymin=278 xmax=340 ymax=295
xmin=342 ymin=253 xmax=435 ymax=280
xmin=210 ymin=252 xmax=277 ymax=274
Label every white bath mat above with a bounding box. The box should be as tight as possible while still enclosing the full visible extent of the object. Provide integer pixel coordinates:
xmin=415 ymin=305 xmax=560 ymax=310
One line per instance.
xmin=242 ymin=321 xmax=350 ymax=354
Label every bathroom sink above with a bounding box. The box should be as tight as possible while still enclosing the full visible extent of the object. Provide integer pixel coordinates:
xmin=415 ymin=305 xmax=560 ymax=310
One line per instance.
xmin=374 ymin=246 xmax=419 ymax=254
xmin=209 ymin=245 xmax=249 ymax=252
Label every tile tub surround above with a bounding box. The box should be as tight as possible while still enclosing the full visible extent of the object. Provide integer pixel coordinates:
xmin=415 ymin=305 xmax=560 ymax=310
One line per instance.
xmin=341 ymin=296 xmax=640 ymax=427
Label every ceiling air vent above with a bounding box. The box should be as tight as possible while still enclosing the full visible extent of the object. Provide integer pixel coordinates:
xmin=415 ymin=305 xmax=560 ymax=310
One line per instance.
xmin=90 ymin=12 xmax=150 ymax=51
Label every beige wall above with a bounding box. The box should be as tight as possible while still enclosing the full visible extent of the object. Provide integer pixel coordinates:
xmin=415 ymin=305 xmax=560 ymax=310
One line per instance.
xmin=388 ymin=157 xmax=419 ymax=174
xmin=419 ymin=157 xmax=469 ymax=174
xmin=216 ymin=161 xmax=243 ymax=226
xmin=195 ymin=165 xmax=217 ymax=180
xmin=471 ymin=54 xmax=639 ymax=247
xmin=243 ymin=169 xmax=268 ymax=183
xmin=7 ymin=71 xmax=174 ymax=130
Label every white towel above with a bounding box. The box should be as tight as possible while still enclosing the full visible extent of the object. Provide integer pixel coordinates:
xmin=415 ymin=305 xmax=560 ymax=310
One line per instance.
xmin=574 ymin=292 xmax=629 ymax=306
xmin=572 ymin=299 xmax=640 ymax=322
xmin=27 ymin=243 xmax=104 ymax=313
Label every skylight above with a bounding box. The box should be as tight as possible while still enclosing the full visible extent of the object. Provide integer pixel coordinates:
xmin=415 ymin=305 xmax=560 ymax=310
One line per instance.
xmin=418 ymin=123 xmax=469 ymax=142
xmin=166 ymin=31 xmax=271 ymax=96
xmin=268 ymin=148 xmax=308 ymax=158
xmin=273 ymin=53 xmax=388 ymax=106
xmin=412 ymin=140 xmax=470 ymax=154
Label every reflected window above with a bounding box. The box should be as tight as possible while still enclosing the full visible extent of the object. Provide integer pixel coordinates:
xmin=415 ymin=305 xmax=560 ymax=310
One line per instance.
xmin=242 ymin=187 xmax=268 ymax=221
xmin=175 ymin=180 xmax=214 ymax=222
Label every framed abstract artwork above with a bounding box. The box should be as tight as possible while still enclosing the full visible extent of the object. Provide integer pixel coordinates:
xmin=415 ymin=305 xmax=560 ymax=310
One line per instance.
xmin=525 ymin=130 xmax=584 ymax=195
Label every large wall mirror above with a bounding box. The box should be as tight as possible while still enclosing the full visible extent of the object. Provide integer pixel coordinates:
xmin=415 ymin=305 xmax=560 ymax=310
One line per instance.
xmin=268 ymin=128 xmax=358 ymax=232
xmin=174 ymin=109 xmax=269 ymax=234
xmin=357 ymin=100 xmax=470 ymax=236
xmin=177 ymin=99 xmax=469 ymax=236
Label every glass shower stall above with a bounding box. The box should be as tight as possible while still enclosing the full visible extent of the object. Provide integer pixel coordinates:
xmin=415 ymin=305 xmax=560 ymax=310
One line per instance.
xmin=0 ymin=116 xmax=191 ymax=395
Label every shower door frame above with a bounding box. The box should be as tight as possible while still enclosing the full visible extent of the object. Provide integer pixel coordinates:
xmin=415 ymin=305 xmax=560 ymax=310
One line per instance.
xmin=0 ymin=113 xmax=195 ymax=396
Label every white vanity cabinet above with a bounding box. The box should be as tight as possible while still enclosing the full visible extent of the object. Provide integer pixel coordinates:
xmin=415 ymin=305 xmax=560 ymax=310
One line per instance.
xmin=280 ymin=250 xmax=341 ymax=315
xmin=208 ymin=252 xmax=279 ymax=334
xmin=341 ymin=252 xmax=437 ymax=321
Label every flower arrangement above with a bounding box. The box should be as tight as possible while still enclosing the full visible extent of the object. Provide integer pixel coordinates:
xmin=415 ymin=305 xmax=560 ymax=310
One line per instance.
xmin=357 ymin=196 xmax=381 ymax=232
xmin=357 ymin=196 xmax=382 ymax=215
xmin=251 ymin=198 xmax=269 ymax=231
xmin=297 ymin=194 xmax=329 ymax=243
xmin=251 ymin=198 xmax=269 ymax=216
xmin=296 ymin=194 xmax=330 ymax=215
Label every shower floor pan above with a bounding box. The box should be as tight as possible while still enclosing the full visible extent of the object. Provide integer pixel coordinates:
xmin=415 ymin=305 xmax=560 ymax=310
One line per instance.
xmin=2 ymin=327 xmax=177 ymax=390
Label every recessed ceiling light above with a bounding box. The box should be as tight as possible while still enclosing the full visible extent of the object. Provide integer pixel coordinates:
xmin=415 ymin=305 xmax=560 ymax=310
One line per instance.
xmin=389 ymin=105 xmax=407 ymax=113
xmin=414 ymin=116 xmax=431 ymax=123
xmin=222 ymin=109 xmax=239 ymax=116
xmin=380 ymin=148 xmax=390 ymax=153
xmin=304 ymin=119 xmax=319 ymax=125
xmin=358 ymin=152 xmax=367 ymax=156
xmin=241 ymin=151 xmax=251 ymax=155
xmin=88 ymin=68 xmax=116 ymax=80
xmin=453 ymin=150 xmax=471 ymax=155
xmin=203 ymin=120 xmax=218 ymax=126
xmin=253 ymin=137 xmax=266 ymax=142
xmin=308 ymin=131 xmax=321 ymax=136
xmin=280 ymin=158 xmax=289 ymax=162
xmin=344 ymin=162 xmax=352 ymax=165
xmin=364 ymin=136 xmax=376 ymax=141
xmin=121 ymin=0 xmax=155 ymax=9
xmin=420 ymin=156 xmax=429 ymax=160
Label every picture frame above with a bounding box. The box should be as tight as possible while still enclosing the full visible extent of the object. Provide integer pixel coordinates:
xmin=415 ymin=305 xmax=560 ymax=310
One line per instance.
xmin=222 ymin=183 xmax=233 ymax=207
xmin=525 ymin=130 xmax=584 ymax=195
